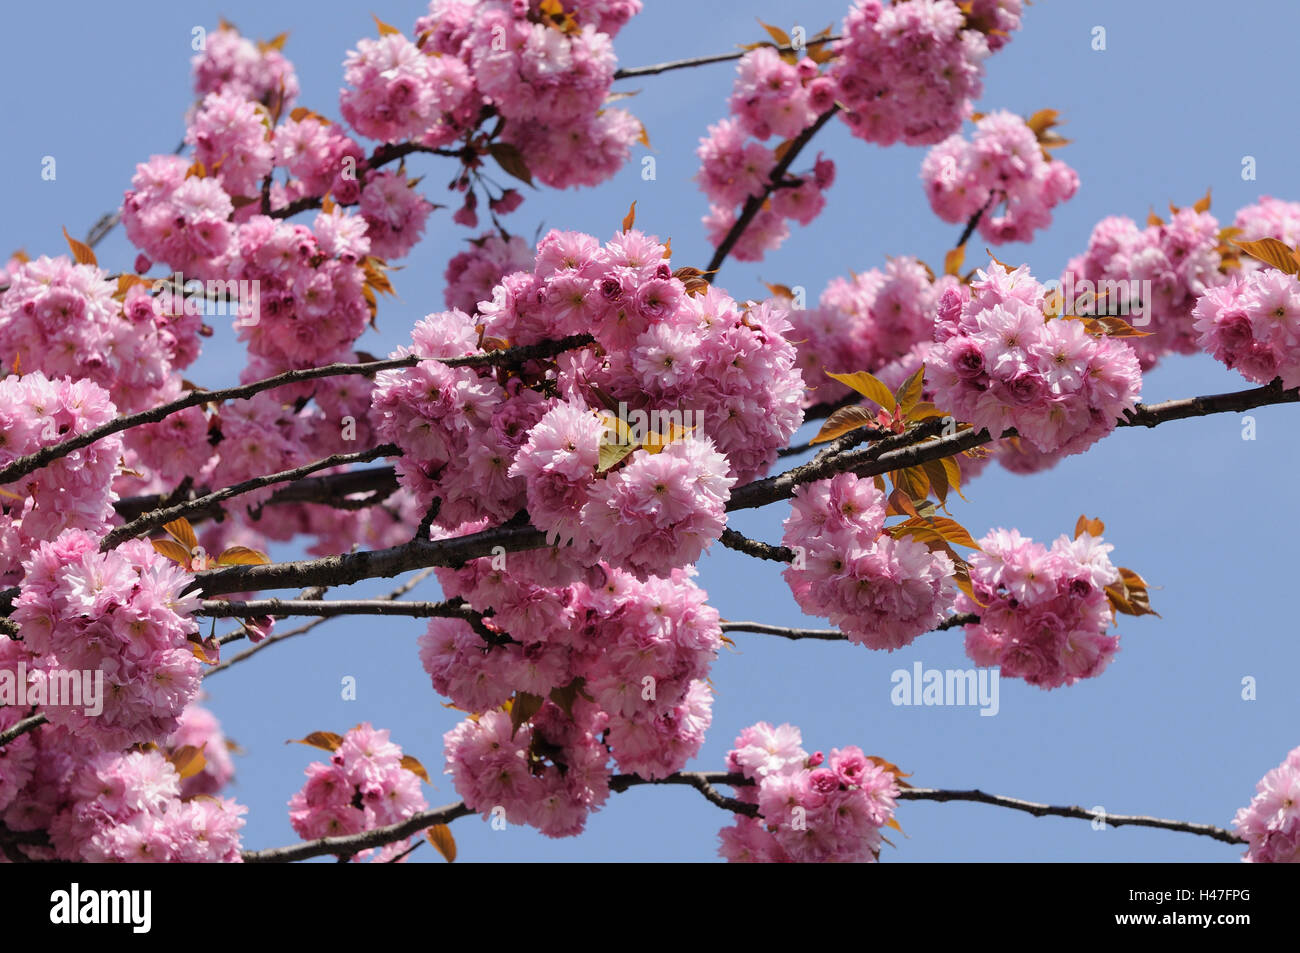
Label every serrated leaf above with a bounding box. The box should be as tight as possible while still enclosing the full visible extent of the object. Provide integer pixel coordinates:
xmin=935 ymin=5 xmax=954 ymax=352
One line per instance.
xmin=622 ymin=200 xmax=636 ymax=233
xmin=401 ymin=754 xmax=430 ymax=783
xmin=1074 ymin=515 xmax=1105 ymax=539
xmin=1233 ymin=237 xmax=1300 ymax=276
xmin=548 ymin=678 xmax=586 ymax=720
xmin=290 ymin=731 xmax=344 ymax=752
xmin=372 ymin=13 xmax=400 ymax=36
xmin=489 ymin=142 xmax=533 ymax=187
xmin=810 ymin=405 xmax=878 ymax=445
xmin=906 ymin=402 xmax=948 ymax=422
xmin=62 ymin=227 xmax=97 ymax=267
xmin=895 ymin=364 xmax=925 ymax=415
xmin=1193 ymin=188 xmax=1212 ymax=213
xmin=216 ymin=545 xmax=271 ymax=566
xmin=426 ymin=824 xmax=457 ymax=862
xmin=921 ymin=458 xmax=949 ymax=506
xmin=672 ymin=266 xmax=712 ymax=296
xmin=939 ymin=455 xmax=965 ymax=501
xmin=151 ymin=539 xmax=193 ymax=567
xmin=764 ymin=281 xmax=794 ymax=300
xmin=826 ymin=371 xmax=896 ymax=412
xmin=894 ymin=465 xmax=929 ymax=503
xmin=886 ymin=486 xmax=919 ymax=518
xmin=509 ymin=692 xmax=544 ymax=738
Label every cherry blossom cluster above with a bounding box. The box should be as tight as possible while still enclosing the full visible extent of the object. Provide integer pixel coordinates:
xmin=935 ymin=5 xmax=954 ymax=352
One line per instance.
xmin=929 ymin=261 xmax=1143 ymax=456
xmin=444 ymin=232 xmax=534 ymax=314
xmin=192 ymin=22 xmax=299 ymax=109
xmin=921 ymin=110 xmax=1078 ymax=244
xmin=427 ymin=554 xmax=718 ymax=790
xmin=696 ymin=46 xmax=837 ymax=261
xmin=406 ymin=0 xmax=643 ymax=190
xmin=1192 ymin=267 xmax=1300 ymax=390
xmin=288 ymin=724 xmax=427 ymax=861
xmin=782 ymin=473 xmax=956 ymax=650
xmin=785 ymin=258 xmax=962 ymax=407
xmin=373 ymin=229 xmax=804 ymax=572
xmin=959 ymin=527 xmax=1120 ymax=688
xmin=6 ymin=529 xmax=202 ymax=748
xmin=1232 ymin=745 xmax=1300 ymax=863
xmin=0 ymin=255 xmax=201 ymax=413
xmin=831 ymin=0 xmax=1020 ymax=147
xmin=50 ymin=748 xmax=245 ymax=863
xmin=0 ymin=373 xmax=122 ymax=585
xmin=717 ymin=722 xmax=900 ymax=863
xmin=444 ymin=699 xmax=613 ymax=839
xmin=1061 ymin=209 xmax=1227 ymax=369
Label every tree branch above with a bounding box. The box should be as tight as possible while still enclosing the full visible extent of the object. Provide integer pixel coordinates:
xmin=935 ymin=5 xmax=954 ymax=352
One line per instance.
xmin=614 ymin=37 xmax=841 ymax=80
xmin=0 ymin=713 xmax=47 ymax=748
xmin=705 ymin=106 xmax=841 ymax=281
xmin=240 ymin=768 xmax=1243 ymax=862
xmin=203 ymin=569 xmax=437 ymax=678
xmin=719 ymin=613 xmax=978 ymax=641
xmin=0 ymin=335 xmax=593 ymax=490
xmin=101 ymin=445 xmax=399 ymax=550
xmin=186 ymin=380 xmax=1300 ymax=598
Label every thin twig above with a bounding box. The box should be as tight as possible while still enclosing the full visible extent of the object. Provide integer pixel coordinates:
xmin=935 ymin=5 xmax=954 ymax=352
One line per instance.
xmin=614 ymin=37 xmax=841 ymax=79
xmin=0 ymin=713 xmax=47 ymax=748
xmin=102 ymin=445 xmax=399 ymax=550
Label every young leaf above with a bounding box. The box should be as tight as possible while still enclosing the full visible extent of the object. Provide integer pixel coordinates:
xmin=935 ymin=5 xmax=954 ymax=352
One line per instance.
xmin=169 ymin=744 xmax=207 ymax=781
xmin=489 ymin=142 xmax=534 ymax=187
xmin=1193 ymin=188 xmax=1212 ymax=213
xmin=894 ymin=364 xmax=925 ymax=415
xmin=62 ymin=227 xmax=97 ymax=267
xmin=1233 ymin=237 xmax=1300 ymax=276
xmin=944 ymin=244 xmax=965 ymax=277
xmin=372 ymin=13 xmax=401 ymax=36
xmin=757 ymin=19 xmax=792 ymax=46
xmin=622 ymin=200 xmax=637 ymax=233
xmin=217 ymin=545 xmax=271 ymax=566
xmin=810 ymin=405 xmax=878 ymax=444
xmin=509 ymin=692 xmax=545 ymax=738
xmin=290 ymin=731 xmax=344 ymax=752
xmin=151 ymin=539 xmax=193 ymax=567
xmin=400 ymin=754 xmax=430 ymax=783
xmin=826 ymin=370 xmax=896 ymax=412
xmin=162 ymin=517 xmax=198 ymax=551
xmin=426 ymin=824 xmax=457 ymax=862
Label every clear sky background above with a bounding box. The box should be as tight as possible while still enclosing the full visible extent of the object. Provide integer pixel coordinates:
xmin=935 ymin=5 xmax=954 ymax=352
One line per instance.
xmin=3 ymin=0 xmax=1297 ymax=862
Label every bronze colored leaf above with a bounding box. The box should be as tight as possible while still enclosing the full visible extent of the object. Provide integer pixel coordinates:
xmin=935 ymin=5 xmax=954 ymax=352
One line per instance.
xmin=217 ymin=545 xmax=271 ymax=566
xmin=401 ymin=754 xmax=430 ymax=783
xmin=62 ymin=227 xmax=97 ymax=267
xmin=622 ymin=200 xmax=637 ymax=233
xmin=488 ymin=142 xmax=534 ymax=187
xmin=826 ymin=370 xmax=896 ymax=412
xmin=290 ymin=731 xmax=344 ymax=752
xmin=810 ymin=405 xmax=878 ymax=444
xmin=1233 ymin=237 xmax=1300 ymax=276
xmin=426 ymin=824 xmax=457 ymax=862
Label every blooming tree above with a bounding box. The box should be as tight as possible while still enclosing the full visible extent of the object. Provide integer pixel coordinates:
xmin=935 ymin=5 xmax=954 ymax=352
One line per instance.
xmin=1 ymin=0 xmax=1297 ymax=864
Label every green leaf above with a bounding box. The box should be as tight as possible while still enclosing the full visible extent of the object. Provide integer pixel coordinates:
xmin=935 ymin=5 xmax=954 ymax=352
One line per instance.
xmin=826 ymin=371 xmax=896 ymax=413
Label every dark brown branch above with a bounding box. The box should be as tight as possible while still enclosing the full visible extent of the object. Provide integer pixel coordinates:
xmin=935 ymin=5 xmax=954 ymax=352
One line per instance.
xmin=0 ymin=713 xmax=47 ymax=748
xmin=719 ymin=528 xmax=795 ymax=562
xmin=101 ymin=445 xmax=399 ymax=550
xmin=241 ymin=768 xmax=1242 ymax=862
xmin=183 ymin=380 xmax=1300 ymax=598
xmin=719 ymin=613 xmax=978 ymax=641
xmin=705 ymin=106 xmax=840 ymax=281
xmin=896 ymin=787 xmax=1245 ymax=845
xmin=0 ymin=335 xmax=593 ymax=490
xmin=198 ymin=597 xmax=474 ymax=620
xmin=614 ymin=37 xmax=841 ymax=79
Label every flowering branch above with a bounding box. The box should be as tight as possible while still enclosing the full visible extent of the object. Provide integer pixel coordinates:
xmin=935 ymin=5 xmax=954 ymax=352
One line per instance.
xmin=0 ymin=334 xmax=594 ymax=490
xmin=613 ymin=37 xmax=842 ymax=80
xmin=188 ymin=380 xmax=1300 ymax=598
xmin=101 ymin=444 xmax=400 ymax=550
xmin=705 ymin=105 xmax=841 ymax=280
xmin=240 ymin=768 xmax=1243 ymax=862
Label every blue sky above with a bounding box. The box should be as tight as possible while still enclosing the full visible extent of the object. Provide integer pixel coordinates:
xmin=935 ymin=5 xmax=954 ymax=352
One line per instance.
xmin=3 ymin=0 xmax=1297 ymax=862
